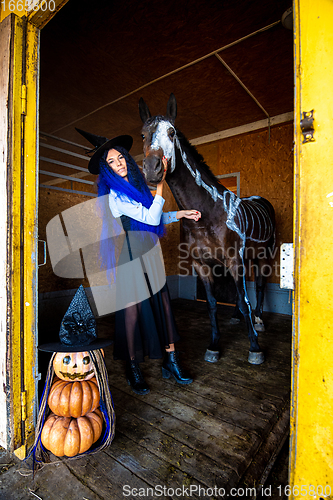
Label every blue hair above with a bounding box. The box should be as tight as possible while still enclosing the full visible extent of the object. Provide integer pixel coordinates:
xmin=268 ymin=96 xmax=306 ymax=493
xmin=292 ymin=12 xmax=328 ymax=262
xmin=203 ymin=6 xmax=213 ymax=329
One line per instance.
xmin=96 ymin=147 xmax=165 ymax=281
xmin=97 ymin=146 xmax=164 ymax=236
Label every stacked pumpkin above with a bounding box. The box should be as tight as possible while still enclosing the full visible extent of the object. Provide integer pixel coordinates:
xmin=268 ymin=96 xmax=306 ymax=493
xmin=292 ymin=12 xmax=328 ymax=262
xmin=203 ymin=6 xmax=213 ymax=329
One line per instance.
xmin=41 ymin=351 xmax=104 ymax=457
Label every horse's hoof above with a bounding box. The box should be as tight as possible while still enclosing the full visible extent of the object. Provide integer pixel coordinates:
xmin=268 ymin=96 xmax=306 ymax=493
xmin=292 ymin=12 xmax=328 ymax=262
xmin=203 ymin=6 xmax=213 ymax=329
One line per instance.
xmin=230 ymin=317 xmax=241 ymax=325
xmin=204 ymin=350 xmax=219 ymax=363
xmin=248 ymin=351 xmax=265 ymax=365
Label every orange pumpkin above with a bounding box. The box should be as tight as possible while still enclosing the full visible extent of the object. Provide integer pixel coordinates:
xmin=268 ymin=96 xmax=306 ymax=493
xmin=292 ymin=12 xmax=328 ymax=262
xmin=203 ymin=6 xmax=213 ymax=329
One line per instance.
xmin=53 ymin=351 xmax=96 ymax=381
xmin=48 ymin=377 xmax=100 ymax=418
xmin=41 ymin=409 xmax=103 ymax=457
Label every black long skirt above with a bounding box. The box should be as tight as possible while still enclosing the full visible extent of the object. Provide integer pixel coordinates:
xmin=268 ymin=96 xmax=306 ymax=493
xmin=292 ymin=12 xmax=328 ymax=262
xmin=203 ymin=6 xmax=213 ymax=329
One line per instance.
xmin=113 ymin=230 xmax=180 ymax=362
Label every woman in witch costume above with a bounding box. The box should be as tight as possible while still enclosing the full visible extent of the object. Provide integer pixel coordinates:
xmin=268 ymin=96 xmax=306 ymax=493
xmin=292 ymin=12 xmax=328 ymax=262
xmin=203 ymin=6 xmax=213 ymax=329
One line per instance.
xmin=77 ymin=129 xmax=201 ymax=395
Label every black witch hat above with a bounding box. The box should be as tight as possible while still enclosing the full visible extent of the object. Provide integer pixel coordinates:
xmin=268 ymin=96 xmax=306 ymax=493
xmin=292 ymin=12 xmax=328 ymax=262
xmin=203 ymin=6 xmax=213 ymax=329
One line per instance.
xmin=76 ymin=127 xmax=133 ymax=175
xmin=38 ymin=285 xmax=112 ymax=352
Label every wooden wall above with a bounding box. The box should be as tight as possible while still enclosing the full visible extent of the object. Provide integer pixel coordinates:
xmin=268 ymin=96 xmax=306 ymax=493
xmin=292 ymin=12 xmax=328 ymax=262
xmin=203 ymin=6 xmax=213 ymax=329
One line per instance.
xmin=39 ymin=189 xmax=90 ymax=293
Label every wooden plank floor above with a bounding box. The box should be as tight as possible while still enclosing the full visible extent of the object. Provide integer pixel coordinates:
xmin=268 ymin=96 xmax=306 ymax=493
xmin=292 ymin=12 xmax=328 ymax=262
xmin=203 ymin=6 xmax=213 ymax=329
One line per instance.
xmin=68 ymin=299 xmax=291 ymax=499
xmin=0 ymin=299 xmax=291 ymax=500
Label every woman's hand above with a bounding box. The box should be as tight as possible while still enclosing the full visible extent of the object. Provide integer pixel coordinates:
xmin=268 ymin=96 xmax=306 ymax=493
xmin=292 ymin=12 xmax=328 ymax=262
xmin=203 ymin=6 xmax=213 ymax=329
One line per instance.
xmin=176 ymin=210 xmax=201 ymax=222
xmin=156 ymin=157 xmax=168 ymax=197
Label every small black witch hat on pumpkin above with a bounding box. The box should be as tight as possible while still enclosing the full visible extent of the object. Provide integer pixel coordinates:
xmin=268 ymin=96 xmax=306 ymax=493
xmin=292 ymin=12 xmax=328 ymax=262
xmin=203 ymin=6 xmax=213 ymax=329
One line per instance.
xmin=39 ymin=285 xmax=112 ymax=353
xmin=30 ymin=286 xmax=115 ymax=470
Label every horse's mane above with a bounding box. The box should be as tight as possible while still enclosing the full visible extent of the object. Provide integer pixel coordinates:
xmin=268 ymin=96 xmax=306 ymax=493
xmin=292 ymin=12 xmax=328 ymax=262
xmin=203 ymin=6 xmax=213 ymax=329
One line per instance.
xmin=175 ymin=128 xmax=221 ymax=187
xmin=145 ymin=114 xmax=222 ymax=188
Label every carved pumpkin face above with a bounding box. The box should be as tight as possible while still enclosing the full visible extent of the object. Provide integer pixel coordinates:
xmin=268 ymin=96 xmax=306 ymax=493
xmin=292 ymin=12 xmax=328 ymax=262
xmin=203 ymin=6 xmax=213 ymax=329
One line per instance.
xmin=53 ymin=351 xmax=95 ymax=381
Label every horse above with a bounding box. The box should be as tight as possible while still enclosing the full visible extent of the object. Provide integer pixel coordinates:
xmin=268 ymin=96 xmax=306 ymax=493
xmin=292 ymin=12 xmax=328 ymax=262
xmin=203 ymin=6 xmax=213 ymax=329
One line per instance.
xmin=138 ymin=93 xmax=276 ymax=365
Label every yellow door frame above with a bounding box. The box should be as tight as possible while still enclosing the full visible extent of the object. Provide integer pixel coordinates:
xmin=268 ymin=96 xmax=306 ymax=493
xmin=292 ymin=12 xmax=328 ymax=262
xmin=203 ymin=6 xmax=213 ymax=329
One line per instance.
xmin=0 ymin=0 xmax=70 ymax=458
xmin=291 ymin=0 xmax=333 ymax=493
xmin=2 ymin=0 xmax=333 ymax=479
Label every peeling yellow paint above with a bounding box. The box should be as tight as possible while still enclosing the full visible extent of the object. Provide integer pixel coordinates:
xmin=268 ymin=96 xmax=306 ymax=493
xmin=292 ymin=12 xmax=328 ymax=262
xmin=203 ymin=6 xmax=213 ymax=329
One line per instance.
xmin=22 ymin=20 xmax=39 ymax=452
xmin=9 ymin=15 xmax=25 ymax=451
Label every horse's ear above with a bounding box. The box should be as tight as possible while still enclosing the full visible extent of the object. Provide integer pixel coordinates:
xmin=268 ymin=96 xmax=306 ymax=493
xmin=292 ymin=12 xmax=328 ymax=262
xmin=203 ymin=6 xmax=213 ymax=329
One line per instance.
xmin=166 ymin=93 xmax=177 ymax=123
xmin=139 ymin=97 xmax=151 ymax=123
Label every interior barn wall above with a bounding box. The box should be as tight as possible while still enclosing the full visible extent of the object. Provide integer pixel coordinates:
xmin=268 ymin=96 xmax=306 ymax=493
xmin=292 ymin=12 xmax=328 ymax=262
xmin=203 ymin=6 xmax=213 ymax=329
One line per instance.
xmin=39 ymin=189 xmax=91 ymax=294
xmin=196 ymin=122 xmax=294 ymax=285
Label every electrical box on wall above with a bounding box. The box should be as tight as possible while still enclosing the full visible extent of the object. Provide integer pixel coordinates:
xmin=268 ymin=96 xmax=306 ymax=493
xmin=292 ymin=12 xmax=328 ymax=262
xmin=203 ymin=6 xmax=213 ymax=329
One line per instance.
xmin=280 ymin=243 xmax=294 ymax=289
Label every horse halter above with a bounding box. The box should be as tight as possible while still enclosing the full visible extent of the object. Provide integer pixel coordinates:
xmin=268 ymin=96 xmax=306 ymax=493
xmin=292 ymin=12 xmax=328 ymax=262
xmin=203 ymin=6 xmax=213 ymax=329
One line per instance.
xmin=150 ymin=120 xmax=178 ymax=173
xmin=152 ymin=120 xmax=224 ymax=199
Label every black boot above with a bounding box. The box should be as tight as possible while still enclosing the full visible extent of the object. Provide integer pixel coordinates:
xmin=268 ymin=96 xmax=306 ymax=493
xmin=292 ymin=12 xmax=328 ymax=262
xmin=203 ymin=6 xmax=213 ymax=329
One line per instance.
xmin=126 ymin=360 xmax=150 ymax=395
xmin=162 ymin=351 xmax=193 ymax=385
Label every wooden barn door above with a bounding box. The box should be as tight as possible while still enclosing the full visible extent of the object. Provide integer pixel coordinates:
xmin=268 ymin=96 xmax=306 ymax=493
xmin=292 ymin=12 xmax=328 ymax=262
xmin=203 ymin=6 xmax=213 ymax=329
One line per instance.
xmin=0 ymin=13 xmax=39 ymax=458
xmin=291 ymin=0 xmax=333 ymax=492
xmin=0 ymin=1 xmax=70 ymax=458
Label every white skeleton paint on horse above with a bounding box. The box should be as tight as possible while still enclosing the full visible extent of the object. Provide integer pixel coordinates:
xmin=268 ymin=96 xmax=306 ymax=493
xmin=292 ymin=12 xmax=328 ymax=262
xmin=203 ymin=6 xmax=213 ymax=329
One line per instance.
xmin=139 ymin=94 xmax=276 ymax=364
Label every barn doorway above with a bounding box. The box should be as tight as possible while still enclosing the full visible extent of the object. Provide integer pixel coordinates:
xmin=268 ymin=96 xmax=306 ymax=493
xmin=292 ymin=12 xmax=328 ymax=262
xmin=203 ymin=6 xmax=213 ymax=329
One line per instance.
xmin=35 ymin=0 xmax=294 ymax=491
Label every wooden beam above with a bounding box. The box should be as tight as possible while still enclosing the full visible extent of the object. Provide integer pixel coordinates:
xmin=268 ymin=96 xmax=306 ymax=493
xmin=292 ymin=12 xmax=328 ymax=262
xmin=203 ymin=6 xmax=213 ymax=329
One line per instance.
xmin=40 ymin=142 xmax=89 ymax=161
xmin=190 ymin=112 xmax=293 ymax=146
xmin=27 ymin=0 xmax=71 ymax=29
xmin=214 ymin=53 xmax=270 ymax=119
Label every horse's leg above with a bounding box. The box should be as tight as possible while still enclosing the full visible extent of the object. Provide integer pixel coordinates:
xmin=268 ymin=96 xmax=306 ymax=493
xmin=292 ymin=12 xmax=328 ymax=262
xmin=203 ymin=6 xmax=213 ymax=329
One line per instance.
xmin=253 ymin=258 xmax=267 ymax=332
xmin=193 ymin=260 xmax=220 ymax=363
xmin=230 ymin=302 xmax=243 ymax=324
xmin=229 ymin=260 xmax=265 ymax=365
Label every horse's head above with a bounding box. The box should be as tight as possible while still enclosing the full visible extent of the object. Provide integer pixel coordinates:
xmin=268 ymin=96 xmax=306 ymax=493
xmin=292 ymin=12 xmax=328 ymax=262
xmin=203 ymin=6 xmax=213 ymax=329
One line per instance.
xmin=139 ymin=93 xmax=177 ymax=184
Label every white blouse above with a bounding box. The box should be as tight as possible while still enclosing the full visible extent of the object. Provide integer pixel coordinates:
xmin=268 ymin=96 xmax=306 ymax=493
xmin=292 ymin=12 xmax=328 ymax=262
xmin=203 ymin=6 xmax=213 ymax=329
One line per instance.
xmin=108 ymin=191 xmax=179 ymax=225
